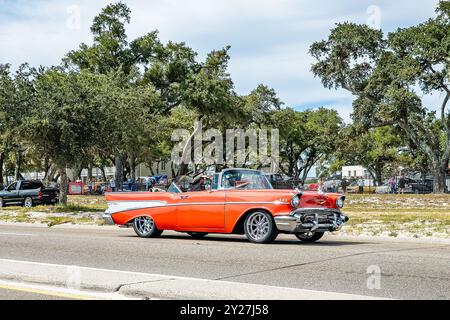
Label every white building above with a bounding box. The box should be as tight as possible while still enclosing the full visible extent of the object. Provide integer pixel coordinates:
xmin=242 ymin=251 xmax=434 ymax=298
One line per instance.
xmin=341 ymin=165 xmax=373 ymax=186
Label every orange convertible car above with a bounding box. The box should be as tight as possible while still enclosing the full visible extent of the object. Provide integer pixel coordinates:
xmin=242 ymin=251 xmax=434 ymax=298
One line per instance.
xmin=103 ymin=169 xmax=349 ymax=243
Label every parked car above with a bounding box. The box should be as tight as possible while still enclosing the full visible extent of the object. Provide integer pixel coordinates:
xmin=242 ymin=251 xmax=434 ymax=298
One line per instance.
xmin=0 ymin=180 xmax=59 ymax=208
xmin=103 ymin=168 xmax=349 ymax=244
xmin=346 ymin=181 xmax=375 ymax=193
xmin=407 ymin=179 xmax=434 ymax=194
xmin=375 ymin=184 xmax=390 ymax=194
xmin=263 ymin=173 xmax=294 ymax=189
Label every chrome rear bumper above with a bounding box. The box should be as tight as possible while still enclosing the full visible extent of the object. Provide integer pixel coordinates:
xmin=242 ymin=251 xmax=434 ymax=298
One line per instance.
xmin=274 ymin=208 xmax=349 ymax=233
xmin=102 ymin=212 xmax=115 ymax=225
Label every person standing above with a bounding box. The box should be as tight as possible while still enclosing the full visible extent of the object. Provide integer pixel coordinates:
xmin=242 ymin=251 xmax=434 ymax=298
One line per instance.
xmin=388 ymin=177 xmax=394 ymax=194
xmin=109 ymin=177 xmax=116 ymax=192
xmin=358 ymin=177 xmax=365 ymax=194
xmin=398 ymin=174 xmax=406 ymax=194
xmin=341 ymin=178 xmax=348 ymax=193
xmin=87 ymin=178 xmax=93 ymax=194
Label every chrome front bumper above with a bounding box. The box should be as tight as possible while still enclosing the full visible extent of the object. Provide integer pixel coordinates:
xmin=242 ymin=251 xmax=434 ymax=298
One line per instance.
xmin=274 ymin=208 xmax=349 ymax=233
xmin=102 ymin=212 xmax=115 ymax=225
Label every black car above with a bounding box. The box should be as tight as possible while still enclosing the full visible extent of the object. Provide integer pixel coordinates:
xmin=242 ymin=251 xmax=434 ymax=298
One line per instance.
xmin=407 ymin=179 xmax=434 ymax=194
xmin=0 ymin=180 xmax=59 ymax=208
xmin=263 ymin=173 xmax=295 ymax=189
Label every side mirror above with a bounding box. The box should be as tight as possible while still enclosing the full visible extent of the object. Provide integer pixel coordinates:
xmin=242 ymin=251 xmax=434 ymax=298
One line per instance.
xmin=204 ymin=183 xmax=211 ymax=191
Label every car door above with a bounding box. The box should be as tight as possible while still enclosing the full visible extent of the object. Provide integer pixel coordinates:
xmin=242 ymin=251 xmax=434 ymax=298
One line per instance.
xmin=4 ymin=182 xmax=19 ymax=204
xmin=177 ymin=190 xmax=226 ymax=231
xmin=18 ymin=180 xmax=32 ymax=199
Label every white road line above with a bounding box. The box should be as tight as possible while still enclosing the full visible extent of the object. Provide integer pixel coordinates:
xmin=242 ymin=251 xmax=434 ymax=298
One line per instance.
xmin=0 ymin=258 xmax=388 ymax=299
xmin=0 ymin=232 xmax=37 ymax=236
xmin=0 ymin=279 xmax=136 ymax=300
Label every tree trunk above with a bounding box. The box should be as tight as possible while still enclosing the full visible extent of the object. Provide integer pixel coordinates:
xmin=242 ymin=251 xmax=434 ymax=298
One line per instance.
xmin=115 ymin=155 xmax=124 ymax=191
xmin=71 ymin=162 xmax=82 ymax=181
xmin=171 ymin=162 xmax=177 ymax=180
xmin=44 ymin=163 xmax=54 ymax=184
xmin=100 ymin=167 xmax=107 ymax=181
xmin=300 ymin=168 xmax=308 ymax=185
xmin=87 ymin=163 xmax=93 ymax=181
xmin=58 ymin=168 xmax=69 ymax=205
xmin=14 ymin=151 xmax=22 ymax=181
xmin=42 ymin=158 xmax=51 ymax=181
xmin=129 ymin=156 xmax=136 ymax=180
xmin=149 ymin=161 xmax=155 ymax=176
xmin=76 ymin=168 xmax=83 ymax=180
xmin=0 ymin=152 xmax=4 ymax=187
xmin=431 ymin=164 xmax=447 ymax=193
xmin=369 ymin=167 xmax=383 ymax=187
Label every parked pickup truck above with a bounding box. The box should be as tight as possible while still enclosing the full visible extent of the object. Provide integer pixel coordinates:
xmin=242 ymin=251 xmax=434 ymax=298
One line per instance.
xmin=0 ymin=180 xmax=59 ymax=208
xmin=263 ymin=173 xmax=295 ymax=189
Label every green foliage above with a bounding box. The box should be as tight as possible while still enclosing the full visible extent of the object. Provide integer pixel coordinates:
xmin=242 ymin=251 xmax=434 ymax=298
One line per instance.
xmin=271 ymin=107 xmax=343 ymax=181
xmin=310 ymin=1 xmax=450 ymax=192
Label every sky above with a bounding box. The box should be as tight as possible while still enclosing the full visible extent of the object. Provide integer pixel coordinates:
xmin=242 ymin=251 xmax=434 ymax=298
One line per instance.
xmin=0 ymin=0 xmax=442 ymax=123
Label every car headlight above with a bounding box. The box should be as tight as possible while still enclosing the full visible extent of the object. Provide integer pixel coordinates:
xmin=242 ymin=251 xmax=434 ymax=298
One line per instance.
xmin=291 ymin=195 xmax=300 ymax=208
xmin=336 ymin=196 xmax=345 ymax=208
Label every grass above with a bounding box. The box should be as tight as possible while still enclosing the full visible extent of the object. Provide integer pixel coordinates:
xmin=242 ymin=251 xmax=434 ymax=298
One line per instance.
xmin=339 ymin=193 xmax=450 ymax=238
xmin=0 ymin=195 xmax=107 ymax=226
xmin=0 ymin=196 xmax=107 ymax=214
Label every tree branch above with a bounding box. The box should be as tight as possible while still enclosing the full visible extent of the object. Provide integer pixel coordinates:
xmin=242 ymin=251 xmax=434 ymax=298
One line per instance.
xmin=441 ymin=91 xmax=450 ymax=131
xmin=398 ymin=120 xmax=438 ymax=166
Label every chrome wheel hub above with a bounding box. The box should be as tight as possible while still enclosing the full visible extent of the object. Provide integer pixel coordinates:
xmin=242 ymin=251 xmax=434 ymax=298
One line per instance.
xmin=247 ymin=212 xmax=270 ymax=240
xmin=135 ymin=216 xmax=154 ymax=235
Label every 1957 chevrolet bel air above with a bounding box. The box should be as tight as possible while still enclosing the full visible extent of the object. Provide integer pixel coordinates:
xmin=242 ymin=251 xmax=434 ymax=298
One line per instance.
xmin=103 ymin=168 xmax=349 ymax=243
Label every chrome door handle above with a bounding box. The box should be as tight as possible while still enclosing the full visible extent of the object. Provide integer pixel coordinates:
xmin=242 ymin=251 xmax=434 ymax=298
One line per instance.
xmin=180 ymin=195 xmax=190 ymax=199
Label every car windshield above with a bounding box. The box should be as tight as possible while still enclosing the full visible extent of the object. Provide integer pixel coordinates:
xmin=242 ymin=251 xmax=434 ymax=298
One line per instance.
xmin=167 ymin=182 xmax=182 ymax=194
xmin=222 ymin=170 xmax=273 ymax=190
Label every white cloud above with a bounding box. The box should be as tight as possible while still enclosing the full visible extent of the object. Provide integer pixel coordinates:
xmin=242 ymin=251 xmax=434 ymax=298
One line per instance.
xmin=0 ymin=0 xmax=442 ymax=121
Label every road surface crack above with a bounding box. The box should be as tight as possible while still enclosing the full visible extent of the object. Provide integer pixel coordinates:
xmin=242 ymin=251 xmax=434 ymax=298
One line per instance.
xmin=214 ymin=244 xmax=450 ymax=280
xmin=114 ymin=278 xmax=174 ymax=292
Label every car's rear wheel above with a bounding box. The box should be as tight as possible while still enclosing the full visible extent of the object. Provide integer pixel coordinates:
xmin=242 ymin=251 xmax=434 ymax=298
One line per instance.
xmin=23 ymin=197 xmax=33 ymax=208
xmin=133 ymin=216 xmax=163 ymax=238
xmin=187 ymin=232 xmax=208 ymax=239
xmin=244 ymin=211 xmax=278 ymax=244
xmin=295 ymin=231 xmax=324 ymax=242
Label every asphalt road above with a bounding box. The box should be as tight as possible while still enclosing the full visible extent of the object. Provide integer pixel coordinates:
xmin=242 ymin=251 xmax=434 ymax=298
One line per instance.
xmin=0 ymin=224 xmax=449 ymax=299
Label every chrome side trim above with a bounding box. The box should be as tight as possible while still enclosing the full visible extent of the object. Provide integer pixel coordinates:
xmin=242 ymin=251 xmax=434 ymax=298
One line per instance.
xmin=106 ymin=200 xmax=290 ymax=215
xmin=106 ymin=200 xmax=167 ymax=214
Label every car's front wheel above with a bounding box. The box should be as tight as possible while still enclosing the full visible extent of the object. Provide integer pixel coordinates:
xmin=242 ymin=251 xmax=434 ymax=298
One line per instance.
xmin=133 ymin=216 xmax=163 ymax=238
xmin=244 ymin=211 xmax=278 ymax=244
xmin=295 ymin=231 xmax=324 ymax=242
xmin=0 ymin=198 xmax=4 ymax=207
